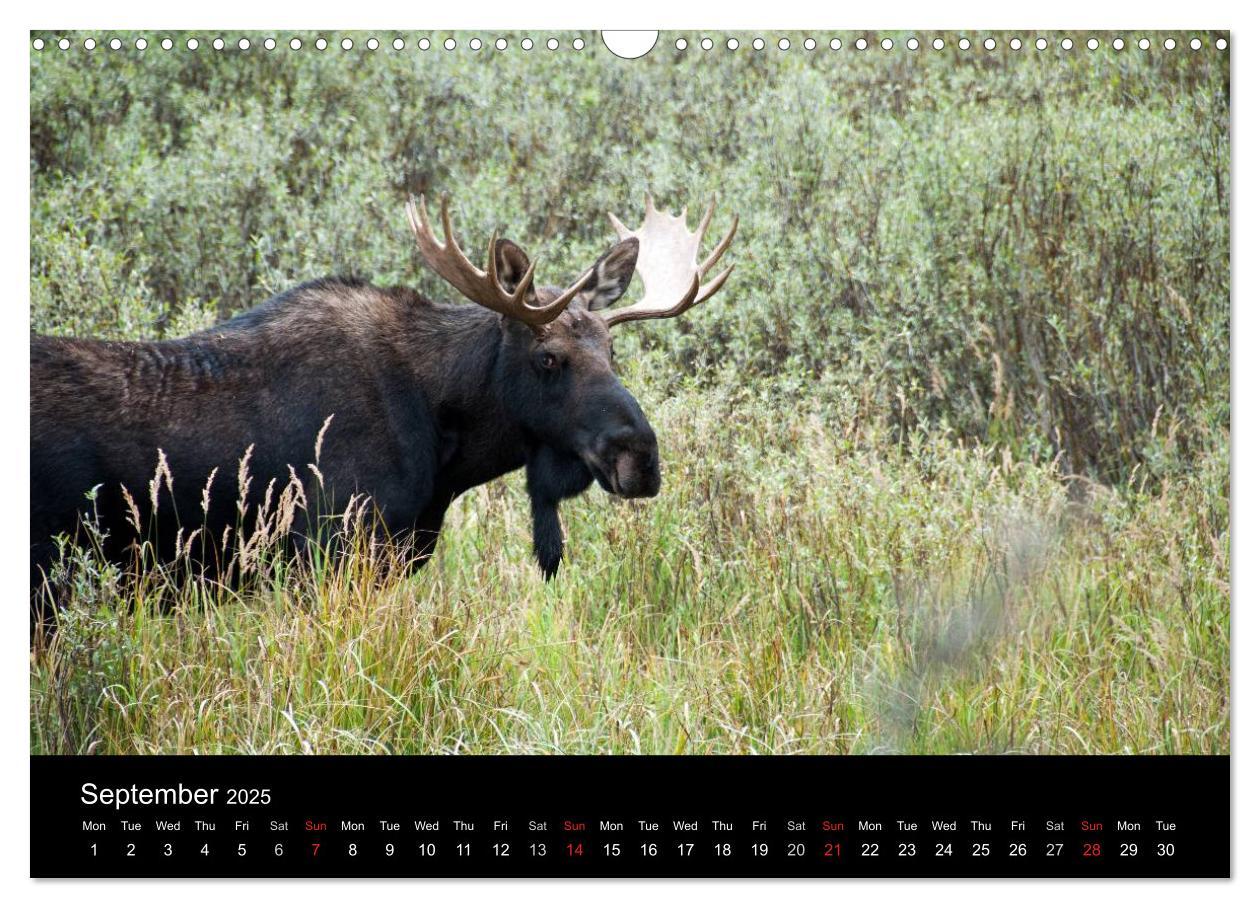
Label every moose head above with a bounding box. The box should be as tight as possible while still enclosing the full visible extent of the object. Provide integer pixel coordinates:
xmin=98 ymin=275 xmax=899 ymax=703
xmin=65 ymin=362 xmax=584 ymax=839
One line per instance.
xmin=405 ymin=194 xmax=738 ymax=574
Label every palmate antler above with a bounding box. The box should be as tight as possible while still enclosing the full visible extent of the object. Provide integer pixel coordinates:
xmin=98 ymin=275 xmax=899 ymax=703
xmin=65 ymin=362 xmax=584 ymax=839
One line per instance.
xmin=602 ymin=194 xmax=739 ymax=328
xmin=406 ymin=194 xmax=593 ymax=327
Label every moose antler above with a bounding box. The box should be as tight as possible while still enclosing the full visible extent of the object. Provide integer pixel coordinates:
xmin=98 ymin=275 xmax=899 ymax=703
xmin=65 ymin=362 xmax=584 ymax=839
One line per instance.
xmin=602 ymin=194 xmax=738 ymax=328
xmin=406 ymin=194 xmax=592 ymax=327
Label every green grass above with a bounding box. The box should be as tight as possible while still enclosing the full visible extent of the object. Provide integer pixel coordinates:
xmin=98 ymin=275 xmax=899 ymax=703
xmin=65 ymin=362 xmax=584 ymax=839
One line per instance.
xmin=29 ymin=31 xmax=1229 ymax=754
xmin=30 ymin=370 xmax=1229 ymax=754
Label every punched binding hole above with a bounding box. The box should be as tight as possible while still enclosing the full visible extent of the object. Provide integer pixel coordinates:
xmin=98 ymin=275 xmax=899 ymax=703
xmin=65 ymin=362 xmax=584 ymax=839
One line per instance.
xmin=602 ymin=30 xmax=657 ymax=58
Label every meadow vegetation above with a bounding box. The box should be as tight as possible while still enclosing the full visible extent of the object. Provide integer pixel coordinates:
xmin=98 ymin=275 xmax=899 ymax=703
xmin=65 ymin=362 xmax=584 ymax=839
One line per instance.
xmin=30 ymin=31 xmax=1229 ymax=754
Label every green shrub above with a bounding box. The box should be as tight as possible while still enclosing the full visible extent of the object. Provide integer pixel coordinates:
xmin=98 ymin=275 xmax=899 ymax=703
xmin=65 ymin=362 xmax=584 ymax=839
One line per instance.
xmin=30 ymin=31 xmax=1229 ymax=481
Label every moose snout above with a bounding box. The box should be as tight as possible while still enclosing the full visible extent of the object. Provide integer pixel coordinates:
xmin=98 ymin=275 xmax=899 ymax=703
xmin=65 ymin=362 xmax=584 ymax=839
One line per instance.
xmin=613 ymin=444 xmax=661 ymax=498
xmin=594 ymin=423 xmax=660 ymax=499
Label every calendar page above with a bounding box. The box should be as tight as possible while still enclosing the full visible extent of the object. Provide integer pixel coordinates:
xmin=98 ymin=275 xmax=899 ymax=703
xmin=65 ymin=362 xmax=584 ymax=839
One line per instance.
xmin=27 ymin=27 xmax=1231 ymax=880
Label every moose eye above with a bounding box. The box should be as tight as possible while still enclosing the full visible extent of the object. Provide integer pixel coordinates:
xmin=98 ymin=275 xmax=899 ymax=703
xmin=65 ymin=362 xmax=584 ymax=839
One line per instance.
xmin=538 ymin=352 xmax=559 ymax=371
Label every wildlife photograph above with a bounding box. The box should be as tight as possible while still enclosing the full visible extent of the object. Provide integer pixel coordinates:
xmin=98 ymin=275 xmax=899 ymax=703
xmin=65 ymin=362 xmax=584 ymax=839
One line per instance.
xmin=29 ymin=31 xmax=1229 ymax=757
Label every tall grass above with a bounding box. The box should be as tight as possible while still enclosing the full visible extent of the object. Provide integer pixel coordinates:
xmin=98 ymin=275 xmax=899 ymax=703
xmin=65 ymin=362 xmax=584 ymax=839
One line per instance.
xmin=30 ymin=371 xmax=1229 ymax=754
xmin=29 ymin=32 xmax=1229 ymax=753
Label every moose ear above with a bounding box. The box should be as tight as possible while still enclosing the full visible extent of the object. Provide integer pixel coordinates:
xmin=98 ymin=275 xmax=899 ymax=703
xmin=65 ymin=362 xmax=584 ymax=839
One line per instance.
xmin=493 ymin=238 xmax=536 ymax=297
xmin=579 ymin=238 xmax=639 ymax=311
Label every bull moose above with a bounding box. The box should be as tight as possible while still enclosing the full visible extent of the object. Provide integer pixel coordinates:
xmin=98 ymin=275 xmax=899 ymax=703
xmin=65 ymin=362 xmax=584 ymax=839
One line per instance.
xmin=30 ymin=194 xmax=737 ymax=629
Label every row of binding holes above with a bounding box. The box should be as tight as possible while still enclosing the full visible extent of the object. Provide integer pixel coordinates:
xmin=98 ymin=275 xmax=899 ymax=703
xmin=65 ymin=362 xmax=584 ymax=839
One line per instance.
xmin=671 ymin=36 xmax=1226 ymax=51
xmin=30 ymin=36 xmax=589 ymax=51
xmin=32 ymin=35 xmax=1228 ymax=52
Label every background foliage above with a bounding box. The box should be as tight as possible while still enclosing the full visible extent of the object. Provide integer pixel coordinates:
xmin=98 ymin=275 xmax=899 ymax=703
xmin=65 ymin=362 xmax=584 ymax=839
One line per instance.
xmin=30 ymin=32 xmax=1230 ymax=754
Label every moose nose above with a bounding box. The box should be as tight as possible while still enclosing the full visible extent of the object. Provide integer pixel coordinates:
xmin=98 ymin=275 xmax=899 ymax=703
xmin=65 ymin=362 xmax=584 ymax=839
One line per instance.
xmin=599 ymin=421 xmax=660 ymax=499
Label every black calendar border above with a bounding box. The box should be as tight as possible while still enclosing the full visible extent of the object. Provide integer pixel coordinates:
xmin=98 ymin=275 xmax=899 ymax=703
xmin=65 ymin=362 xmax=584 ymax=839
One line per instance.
xmin=30 ymin=754 xmax=1231 ymax=879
